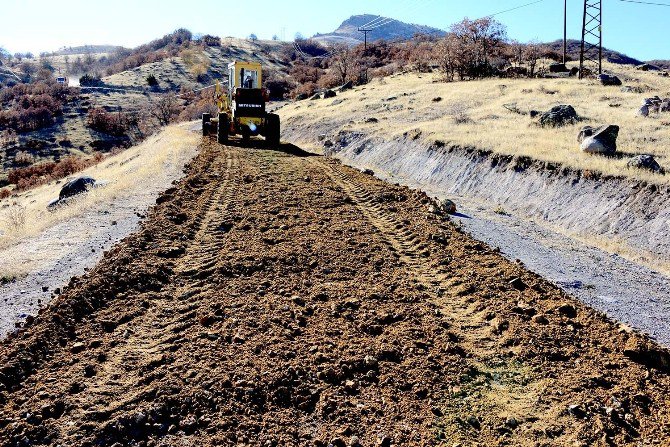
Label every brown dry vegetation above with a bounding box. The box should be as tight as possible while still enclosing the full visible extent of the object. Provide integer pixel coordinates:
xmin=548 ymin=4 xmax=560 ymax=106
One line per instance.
xmin=7 ymin=154 xmax=103 ymax=191
xmin=0 ymin=82 xmax=75 ymax=133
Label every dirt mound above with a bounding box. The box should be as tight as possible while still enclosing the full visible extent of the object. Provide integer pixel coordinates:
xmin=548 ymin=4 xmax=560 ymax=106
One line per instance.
xmin=1 ymin=140 xmax=669 ymax=446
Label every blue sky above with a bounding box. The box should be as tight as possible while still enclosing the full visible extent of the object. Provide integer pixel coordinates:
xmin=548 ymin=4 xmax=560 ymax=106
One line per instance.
xmin=0 ymin=0 xmax=668 ymax=60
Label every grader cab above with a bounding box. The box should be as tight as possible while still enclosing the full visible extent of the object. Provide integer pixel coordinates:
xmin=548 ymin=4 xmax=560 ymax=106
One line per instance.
xmin=202 ymin=61 xmax=280 ymax=147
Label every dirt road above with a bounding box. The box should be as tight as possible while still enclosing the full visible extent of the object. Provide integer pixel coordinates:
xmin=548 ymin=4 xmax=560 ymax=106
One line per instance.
xmin=1 ymin=139 xmax=669 ymax=446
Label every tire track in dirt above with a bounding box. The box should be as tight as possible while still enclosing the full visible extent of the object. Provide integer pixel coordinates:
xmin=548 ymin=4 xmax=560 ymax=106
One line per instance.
xmin=66 ymin=147 xmax=243 ymax=430
xmin=317 ymin=160 xmax=545 ymax=443
xmin=319 ymin=161 xmax=496 ymax=345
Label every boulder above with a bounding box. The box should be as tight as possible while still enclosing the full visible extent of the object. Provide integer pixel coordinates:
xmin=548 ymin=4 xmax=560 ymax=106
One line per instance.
xmin=569 ymin=67 xmax=580 ymax=77
xmin=295 ymin=93 xmax=308 ymax=101
xmin=323 ymin=90 xmax=336 ymax=99
xmin=580 ymin=125 xmax=619 ymax=154
xmin=644 ymin=96 xmax=662 ymax=106
xmin=599 ymin=74 xmax=622 ymax=86
xmin=59 ymin=177 xmax=96 ymax=201
xmin=637 ymin=105 xmax=650 ymax=117
xmin=627 ymin=155 xmax=664 ymax=173
xmin=336 ymin=81 xmax=353 ymax=92
xmin=661 ymin=99 xmax=670 ymax=112
xmin=549 ymin=63 xmax=569 ymax=73
xmin=428 ymin=198 xmax=457 ymax=216
xmin=539 ymin=105 xmax=579 ymax=127
xmin=636 ymin=63 xmax=658 ymax=71
xmin=309 ymin=93 xmax=321 ymax=100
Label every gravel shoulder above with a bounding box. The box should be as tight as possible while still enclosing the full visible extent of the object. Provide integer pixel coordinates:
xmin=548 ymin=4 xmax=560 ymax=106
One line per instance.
xmin=1 ymin=138 xmax=669 ymax=446
xmin=449 ymin=196 xmax=670 ymax=346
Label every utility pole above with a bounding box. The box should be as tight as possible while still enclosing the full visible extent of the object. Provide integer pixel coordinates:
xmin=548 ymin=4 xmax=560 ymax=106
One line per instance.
xmin=358 ymin=27 xmax=372 ymax=84
xmin=579 ymin=0 xmax=603 ymax=79
xmin=358 ymin=27 xmax=372 ymax=55
xmin=563 ymin=0 xmax=567 ymax=64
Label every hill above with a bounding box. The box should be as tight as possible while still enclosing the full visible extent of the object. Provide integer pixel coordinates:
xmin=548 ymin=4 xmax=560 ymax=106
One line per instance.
xmin=545 ymin=39 xmax=643 ymax=66
xmin=53 ymin=45 xmax=125 ymax=56
xmin=313 ymin=14 xmax=446 ymax=45
xmin=647 ymin=59 xmax=670 ymax=70
xmin=0 ymin=34 xmax=291 ymax=191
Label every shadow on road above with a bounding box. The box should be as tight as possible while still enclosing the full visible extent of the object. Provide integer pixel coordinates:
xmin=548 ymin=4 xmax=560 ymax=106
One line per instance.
xmin=212 ymin=136 xmax=319 ymax=158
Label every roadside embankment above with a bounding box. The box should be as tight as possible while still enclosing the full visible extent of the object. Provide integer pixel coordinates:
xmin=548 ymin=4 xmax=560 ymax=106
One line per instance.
xmin=0 ymin=123 xmax=199 ymax=337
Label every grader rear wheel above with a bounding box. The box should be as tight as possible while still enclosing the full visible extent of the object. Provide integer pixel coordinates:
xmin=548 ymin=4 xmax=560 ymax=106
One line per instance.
xmin=217 ymin=113 xmax=229 ymax=144
xmin=202 ymin=113 xmax=211 ymax=136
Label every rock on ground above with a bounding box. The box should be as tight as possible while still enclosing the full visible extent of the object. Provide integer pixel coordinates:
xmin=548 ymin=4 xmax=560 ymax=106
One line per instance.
xmin=627 ymin=154 xmax=665 ymax=173
xmin=538 ymin=105 xmax=579 ymax=127
xmin=599 ymin=74 xmax=622 ymax=86
xmin=59 ymin=176 xmax=96 ymax=201
xmin=580 ymin=125 xmax=619 ymax=154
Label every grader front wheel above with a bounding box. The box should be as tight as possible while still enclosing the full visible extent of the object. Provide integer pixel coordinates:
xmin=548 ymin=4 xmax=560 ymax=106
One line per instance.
xmin=266 ymin=113 xmax=280 ymax=147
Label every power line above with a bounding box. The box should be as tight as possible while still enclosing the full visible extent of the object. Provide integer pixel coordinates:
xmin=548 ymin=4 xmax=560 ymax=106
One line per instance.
xmin=485 ymin=0 xmax=551 ymax=18
xmin=618 ymin=0 xmax=670 ymax=5
xmin=360 ymin=0 xmax=417 ymax=29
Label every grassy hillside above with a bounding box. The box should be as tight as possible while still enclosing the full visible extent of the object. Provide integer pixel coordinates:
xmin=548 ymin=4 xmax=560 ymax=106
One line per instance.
xmin=280 ymin=61 xmax=670 ymax=184
xmin=104 ymin=38 xmax=288 ymax=89
xmin=0 ymin=36 xmax=291 ymax=193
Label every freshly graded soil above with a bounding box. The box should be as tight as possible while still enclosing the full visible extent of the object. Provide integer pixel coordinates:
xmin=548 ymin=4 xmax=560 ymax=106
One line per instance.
xmin=1 ymin=139 xmax=669 ymax=446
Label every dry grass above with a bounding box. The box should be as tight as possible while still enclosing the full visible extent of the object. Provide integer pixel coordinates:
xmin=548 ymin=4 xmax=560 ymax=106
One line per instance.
xmin=0 ymin=123 xmax=199 ymax=252
xmin=280 ymin=61 xmax=670 ymax=183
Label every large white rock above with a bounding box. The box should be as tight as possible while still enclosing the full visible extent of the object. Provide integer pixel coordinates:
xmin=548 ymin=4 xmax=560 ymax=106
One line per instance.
xmin=580 ymin=125 xmax=619 ymax=154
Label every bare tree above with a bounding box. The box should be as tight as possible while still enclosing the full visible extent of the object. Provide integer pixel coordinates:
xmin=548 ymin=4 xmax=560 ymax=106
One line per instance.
xmin=149 ymin=93 xmax=182 ymax=126
xmin=523 ymin=41 xmax=543 ymax=77
xmin=449 ymin=17 xmax=508 ymax=79
xmin=332 ymin=44 xmax=355 ymax=85
xmin=433 ymin=35 xmax=461 ymax=81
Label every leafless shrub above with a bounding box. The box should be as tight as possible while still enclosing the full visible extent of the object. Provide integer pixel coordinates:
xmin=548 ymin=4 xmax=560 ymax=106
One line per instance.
xmin=447 ymin=104 xmax=473 ymax=124
xmin=14 ymin=151 xmax=35 ymax=166
xmin=149 ymin=93 xmax=182 ymax=126
xmin=3 ymin=203 xmax=26 ymax=232
xmin=0 ymin=130 xmax=17 ymax=148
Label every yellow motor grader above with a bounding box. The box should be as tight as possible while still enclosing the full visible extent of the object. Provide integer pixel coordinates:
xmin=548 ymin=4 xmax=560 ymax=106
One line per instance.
xmin=202 ymin=61 xmax=280 ymax=146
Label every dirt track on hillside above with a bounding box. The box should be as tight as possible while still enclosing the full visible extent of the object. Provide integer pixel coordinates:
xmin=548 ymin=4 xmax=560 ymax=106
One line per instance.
xmin=1 ymin=139 xmax=669 ymax=446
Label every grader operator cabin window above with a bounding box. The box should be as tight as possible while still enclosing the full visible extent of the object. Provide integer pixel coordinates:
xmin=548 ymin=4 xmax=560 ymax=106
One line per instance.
xmin=240 ymin=68 xmax=259 ymax=89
